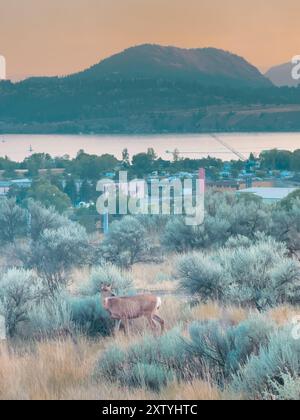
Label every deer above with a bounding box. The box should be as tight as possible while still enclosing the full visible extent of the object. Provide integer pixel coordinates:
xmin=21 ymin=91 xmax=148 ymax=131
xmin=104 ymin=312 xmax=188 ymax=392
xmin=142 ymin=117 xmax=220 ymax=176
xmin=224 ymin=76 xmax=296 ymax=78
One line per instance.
xmin=101 ymin=285 xmax=165 ymax=335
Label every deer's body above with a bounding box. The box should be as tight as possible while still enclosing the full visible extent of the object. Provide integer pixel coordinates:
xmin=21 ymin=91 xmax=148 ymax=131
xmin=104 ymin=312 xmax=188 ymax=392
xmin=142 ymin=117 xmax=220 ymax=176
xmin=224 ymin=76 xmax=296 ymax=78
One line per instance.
xmin=101 ymin=287 xmax=164 ymax=334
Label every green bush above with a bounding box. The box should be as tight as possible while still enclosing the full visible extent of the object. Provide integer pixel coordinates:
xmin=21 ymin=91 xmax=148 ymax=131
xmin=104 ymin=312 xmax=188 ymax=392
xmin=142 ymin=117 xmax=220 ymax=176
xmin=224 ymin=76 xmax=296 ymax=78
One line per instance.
xmin=178 ymin=236 xmax=300 ymax=310
xmin=178 ymin=253 xmax=224 ymax=301
xmin=28 ymin=200 xmax=71 ymax=242
xmin=31 ymin=223 xmax=90 ymax=294
xmin=94 ymin=328 xmax=185 ymax=390
xmin=0 ymin=198 xmax=27 ymax=244
xmin=69 ymin=295 xmax=113 ymax=337
xmin=0 ymin=268 xmax=44 ymax=338
xmin=186 ymin=315 xmax=275 ymax=382
xmin=161 ymin=191 xmax=271 ymax=252
xmin=126 ymin=363 xmax=174 ymax=392
xmin=28 ymin=293 xmax=73 ymax=338
xmin=100 ymin=216 xmax=149 ymax=268
xmin=232 ymin=327 xmax=300 ymax=399
xmin=267 ymin=372 xmax=300 ymax=400
xmin=82 ymin=264 xmax=133 ymax=296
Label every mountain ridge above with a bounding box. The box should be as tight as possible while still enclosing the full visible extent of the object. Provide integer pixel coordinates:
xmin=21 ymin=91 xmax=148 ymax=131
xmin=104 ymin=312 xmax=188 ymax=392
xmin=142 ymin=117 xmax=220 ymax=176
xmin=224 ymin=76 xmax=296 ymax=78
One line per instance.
xmin=69 ymin=44 xmax=271 ymax=88
xmin=265 ymin=62 xmax=300 ymax=87
xmin=2 ymin=44 xmax=300 ymax=134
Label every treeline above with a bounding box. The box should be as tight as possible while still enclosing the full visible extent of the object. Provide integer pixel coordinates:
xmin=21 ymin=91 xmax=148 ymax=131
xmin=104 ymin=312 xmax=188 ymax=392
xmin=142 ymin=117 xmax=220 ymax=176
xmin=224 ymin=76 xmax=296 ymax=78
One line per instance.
xmin=1 ymin=147 xmax=300 ymax=181
xmin=1 ymin=78 xmax=300 ymax=123
xmin=260 ymin=149 xmax=300 ymax=171
xmin=1 ymin=78 xmax=300 ymax=133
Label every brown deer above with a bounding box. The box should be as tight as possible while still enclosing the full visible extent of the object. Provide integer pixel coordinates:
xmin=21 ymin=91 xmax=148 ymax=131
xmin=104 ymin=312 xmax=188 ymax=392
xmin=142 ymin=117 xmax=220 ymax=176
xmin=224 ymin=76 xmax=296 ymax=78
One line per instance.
xmin=101 ymin=285 xmax=165 ymax=335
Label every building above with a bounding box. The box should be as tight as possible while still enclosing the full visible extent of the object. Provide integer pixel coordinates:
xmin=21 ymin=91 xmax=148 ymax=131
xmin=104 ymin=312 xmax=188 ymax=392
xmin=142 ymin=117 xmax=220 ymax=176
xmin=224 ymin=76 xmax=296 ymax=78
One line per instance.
xmin=0 ymin=181 xmax=11 ymax=197
xmin=237 ymin=187 xmax=298 ymax=204
xmin=0 ymin=178 xmax=32 ymax=198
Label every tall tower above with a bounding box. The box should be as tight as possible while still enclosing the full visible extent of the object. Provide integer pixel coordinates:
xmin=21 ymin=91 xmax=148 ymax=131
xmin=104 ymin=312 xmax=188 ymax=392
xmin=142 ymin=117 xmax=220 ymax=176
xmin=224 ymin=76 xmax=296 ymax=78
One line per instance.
xmin=0 ymin=55 xmax=6 ymax=80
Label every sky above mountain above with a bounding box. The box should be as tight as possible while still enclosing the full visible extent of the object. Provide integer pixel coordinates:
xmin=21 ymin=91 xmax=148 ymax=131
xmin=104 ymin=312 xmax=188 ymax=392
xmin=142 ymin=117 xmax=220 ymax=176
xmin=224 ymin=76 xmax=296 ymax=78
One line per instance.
xmin=0 ymin=0 xmax=299 ymax=80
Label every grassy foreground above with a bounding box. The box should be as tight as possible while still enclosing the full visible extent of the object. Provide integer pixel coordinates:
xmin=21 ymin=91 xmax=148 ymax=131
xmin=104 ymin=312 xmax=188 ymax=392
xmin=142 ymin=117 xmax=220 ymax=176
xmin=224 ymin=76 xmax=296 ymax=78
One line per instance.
xmin=0 ymin=261 xmax=298 ymax=400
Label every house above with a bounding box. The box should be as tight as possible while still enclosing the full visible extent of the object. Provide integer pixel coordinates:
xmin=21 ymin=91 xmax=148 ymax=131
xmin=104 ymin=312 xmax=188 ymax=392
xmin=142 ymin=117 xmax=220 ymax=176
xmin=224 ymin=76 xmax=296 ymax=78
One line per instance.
xmin=10 ymin=178 xmax=32 ymax=188
xmin=0 ymin=181 xmax=11 ymax=197
xmin=0 ymin=178 xmax=32 ymax=197
xmin=237 ymin=187 xmax=298 ymax=204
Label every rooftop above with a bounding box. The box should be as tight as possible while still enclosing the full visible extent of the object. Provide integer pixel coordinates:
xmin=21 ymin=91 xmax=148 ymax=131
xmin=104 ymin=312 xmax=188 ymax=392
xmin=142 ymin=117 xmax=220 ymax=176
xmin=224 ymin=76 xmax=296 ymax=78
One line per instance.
xmin=238 ymin=187 xmax=298 ymax=200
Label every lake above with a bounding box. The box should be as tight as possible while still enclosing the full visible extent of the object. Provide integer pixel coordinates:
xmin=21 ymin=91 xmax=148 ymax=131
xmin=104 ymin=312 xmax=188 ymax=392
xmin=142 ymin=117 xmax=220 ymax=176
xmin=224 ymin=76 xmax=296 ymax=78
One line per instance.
xmin=0 ymin=133 xmax=299 ymax=162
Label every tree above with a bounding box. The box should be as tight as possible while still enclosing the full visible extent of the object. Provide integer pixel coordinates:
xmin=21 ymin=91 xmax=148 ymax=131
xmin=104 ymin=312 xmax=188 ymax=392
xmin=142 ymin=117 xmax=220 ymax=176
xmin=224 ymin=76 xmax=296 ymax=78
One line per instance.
xmin=79 ymin=179 xmax=94 ymax=203
xmin=260 ymin=149 xmax=293 ymax=171
xmin=28 ymin=179 xmax=71 ymax=213
xmin=122 ymin=148 xmax=130 ymax=168
xmin=23 ymin=153 xmax=54 ymax=177
xmin=64 ymin=176 xmax=78 ymax=204
xmin=132 ymin=151 xmax=157 ymax=177
xmin=0 ymin=198 xmax=27 ymax=243
xmin=72 ymin=152 xmax=118 ymax=179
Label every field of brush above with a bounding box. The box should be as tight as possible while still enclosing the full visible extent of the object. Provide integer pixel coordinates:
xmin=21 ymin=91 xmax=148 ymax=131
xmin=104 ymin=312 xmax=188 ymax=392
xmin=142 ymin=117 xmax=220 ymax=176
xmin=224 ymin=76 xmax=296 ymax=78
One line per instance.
xmin=0 ymin=190 xmax=300 ymax=400
xmin=0 ymin=260 xmax=299 ymax=400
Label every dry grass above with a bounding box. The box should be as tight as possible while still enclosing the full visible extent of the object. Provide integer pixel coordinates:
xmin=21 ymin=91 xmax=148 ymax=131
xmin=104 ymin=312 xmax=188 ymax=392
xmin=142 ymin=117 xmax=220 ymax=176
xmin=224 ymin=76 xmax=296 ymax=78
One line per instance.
xmin=0 ymin=337 xmax=226 ymax=400
xmin=267 ymin=305 xmax=300 ymax=326
xmin=132 ymin=257 xmax=178 ymax=293
xmin=159 ymin=379 xmax=223 ymax=400
xmin=1 ymin=254 xmax=298 ymax=401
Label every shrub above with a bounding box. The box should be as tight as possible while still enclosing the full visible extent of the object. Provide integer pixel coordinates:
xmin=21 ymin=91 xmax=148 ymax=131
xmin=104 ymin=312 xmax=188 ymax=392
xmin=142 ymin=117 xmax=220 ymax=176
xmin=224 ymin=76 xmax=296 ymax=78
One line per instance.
xmin=232 ymin=327 xmax=300 ymax=399
xmin=126 ymin=363 xmax=174 ymax=392
xmin=28 ymin=293 xmax=73 ymax=338
xmin=267 ymin=372 xmax=300 ymax=400
xmin=0 ymin=269 xmax=44 ymax=338
xmin=28 ymin=200 xmax=70 ymax=242
xmin=270 ymin=199 xmax=300 ymax=257
xmin=186 ymin=315 xmax=275 ymax=382
xmin=178 ymin=237 xmax=300 ymax=310
xmin=225 ymin=235 xmax=253 ymax=249
xmin=0 ymin=198 xmax=27 ymax=244
xmin=94 ymin=328 xmax=185 ymax=390
xmin=82 ymin=264 xmax=133 ymax=296
xmin=31 ymin=223 xmax=89 ymax=294
xmin=162 ymin=217 xmax=205 ymax=252
xmin=161 ymin=191 xmax=271 ymax=252
xmin=100 ymin=216 xmax=149 ymax=268
xmin=69 ymin=295 xmax=113 ymax=337
xmin=178 ymin=253 xmax=224 ymax=301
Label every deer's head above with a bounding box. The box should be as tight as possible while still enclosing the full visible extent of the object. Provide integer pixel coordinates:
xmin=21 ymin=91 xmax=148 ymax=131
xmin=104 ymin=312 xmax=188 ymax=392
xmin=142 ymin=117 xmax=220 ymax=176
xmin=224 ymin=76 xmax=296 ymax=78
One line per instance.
xmin=101 ymin=285 xmax=116 ymax=298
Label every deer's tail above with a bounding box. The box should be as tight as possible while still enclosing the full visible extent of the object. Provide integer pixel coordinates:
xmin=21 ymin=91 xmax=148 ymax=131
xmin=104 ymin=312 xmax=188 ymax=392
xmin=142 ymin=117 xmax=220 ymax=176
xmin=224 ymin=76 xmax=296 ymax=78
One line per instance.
xmin=156 ymin=297 xmax=162 ymax=311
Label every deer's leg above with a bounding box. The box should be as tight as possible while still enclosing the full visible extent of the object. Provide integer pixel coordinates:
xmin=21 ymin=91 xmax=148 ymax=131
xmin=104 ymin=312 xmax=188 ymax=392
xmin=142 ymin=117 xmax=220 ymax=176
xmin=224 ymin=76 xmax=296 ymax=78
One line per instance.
xmin=114 ymin=319 xmax=122 ymax=335
xmin=153 ymin=314 xmax=165 ymax=334
xmin=147 ymin=315 xmax=158 ymax=333
xmin=123 ymin=318 xmax=130 ymax=335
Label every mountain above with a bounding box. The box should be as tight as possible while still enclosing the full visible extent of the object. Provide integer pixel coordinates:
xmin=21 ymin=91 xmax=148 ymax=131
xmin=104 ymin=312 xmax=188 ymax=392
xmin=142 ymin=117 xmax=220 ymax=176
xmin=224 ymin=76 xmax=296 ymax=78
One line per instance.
xmin=1 ymin=44 xmax=300 ymax=134
xmin=265 ymin=62 xmax=300 ymax=87
xmin=71 ymin=44 xmax=271 ymax=88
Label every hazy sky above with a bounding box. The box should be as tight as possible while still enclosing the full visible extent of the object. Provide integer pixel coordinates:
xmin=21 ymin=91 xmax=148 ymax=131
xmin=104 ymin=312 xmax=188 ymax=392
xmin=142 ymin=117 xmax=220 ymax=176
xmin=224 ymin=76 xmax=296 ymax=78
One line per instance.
xmin=0 ymin=0 xmax=299 ymax=79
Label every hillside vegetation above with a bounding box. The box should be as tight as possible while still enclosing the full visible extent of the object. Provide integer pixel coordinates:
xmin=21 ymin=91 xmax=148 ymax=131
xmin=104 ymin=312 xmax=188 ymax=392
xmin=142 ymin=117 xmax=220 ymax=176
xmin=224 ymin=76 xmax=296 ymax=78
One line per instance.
xmin=0 ymin=188 xmax=300 ymax=400
xmin=1 ymin=45 xmax=300 ymax=133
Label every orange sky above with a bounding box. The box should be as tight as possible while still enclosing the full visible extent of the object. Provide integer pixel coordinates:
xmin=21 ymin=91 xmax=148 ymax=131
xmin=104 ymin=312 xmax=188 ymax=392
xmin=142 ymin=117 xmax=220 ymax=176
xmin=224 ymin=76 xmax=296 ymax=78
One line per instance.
xmin=0 ymin=0 xmax=299 ymax=79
